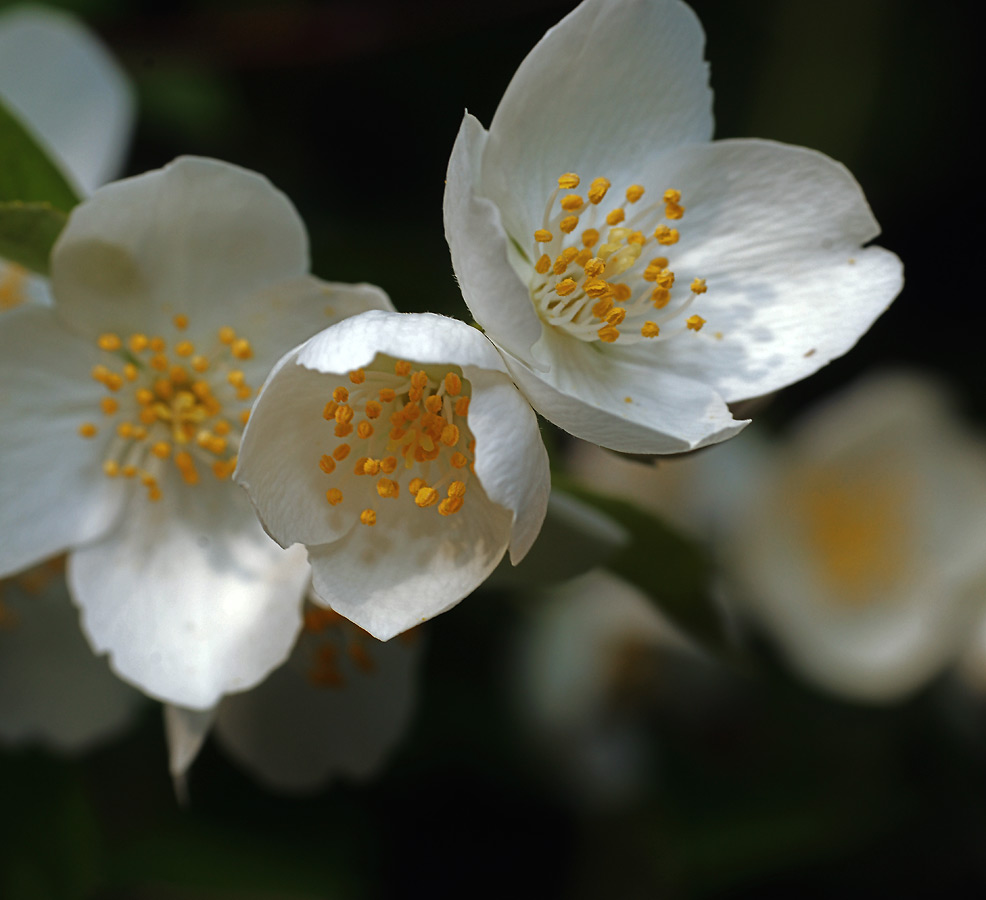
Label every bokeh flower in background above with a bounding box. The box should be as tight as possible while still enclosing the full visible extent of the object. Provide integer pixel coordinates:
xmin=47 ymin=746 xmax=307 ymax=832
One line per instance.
xmin=0 ymin=156 xmax=392 ymax=709
xmin=235 ymin=309 xmax=550 ymax=640
xmin=444 ymin=0 xmax=902 ymax=454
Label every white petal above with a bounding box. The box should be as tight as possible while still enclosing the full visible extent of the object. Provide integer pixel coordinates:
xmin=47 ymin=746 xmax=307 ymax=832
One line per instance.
xmin=69 ymin=480 xmax=310 ymax=709
xmin=163 ymin=703 xmax=216 ymax=789
xmin=0 ymin=307 xmax=126 ymax=576
xmin=214 ymin=625 xmax=421 ymax=793
xmin=634 ymin=139 xmax=903 ymax=402
xmin=482 ymin=0 xmax=713 ymax=237
xmin=309 ymin=492 xmax=514 ymax=641
xmin=51 ymin=157 xmax=310 ymax=339
xmin=444 ymin=114 xmax=544 ymax=360
xmin=0 ymin=6 xmax=134 ymax=193
xmin=502 ymin=327 xmax=748 ymax=453
xmin=0 ymin=560 xmax=143 ymax=750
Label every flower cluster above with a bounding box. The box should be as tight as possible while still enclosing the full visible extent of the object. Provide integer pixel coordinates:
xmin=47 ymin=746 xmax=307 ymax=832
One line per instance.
xmin=1 ymin=0 xmax=905 ymax=791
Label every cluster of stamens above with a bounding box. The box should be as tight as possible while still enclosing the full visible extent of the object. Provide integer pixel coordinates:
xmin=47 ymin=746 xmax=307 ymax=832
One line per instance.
xmin=318 ymin=359 xmax=476 ymax=527
xmin=301 ymin=605 xmax=377 ymax=688
xmin=78 ymin=314 xmax=255 ymax=501
xmin=529 ymin=173 xmax=708 ymax=344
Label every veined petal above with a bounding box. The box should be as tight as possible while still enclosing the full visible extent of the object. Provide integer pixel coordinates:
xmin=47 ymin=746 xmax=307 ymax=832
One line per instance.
xmin=0 ymin=5 xmax=134 ymax=193
xmin=51 ymin=157 xmax=310 ymax=339
xmin=0 ymin=559 xmax=143 ymax=750
xmin=69 ymin=481 xmax=310 ymax=710
xmin=0 ymin=307 xmax=126 ymax=576
xmin=631 ymin=138 xmax=904 ymax=402
xmin=482 ymin=0 xmax=713 ymax=237
xmin=503 ymin=327 xmax=747 ymax=454
xmin=214 ymin=612 xmax=421 ymax=792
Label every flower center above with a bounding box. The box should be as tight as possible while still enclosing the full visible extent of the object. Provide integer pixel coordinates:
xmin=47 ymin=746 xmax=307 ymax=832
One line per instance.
xmin=527 ymin=173 xmax=708 ymax=345
xmin=317 ymin=358 xmax=475 ymax=527
xmin=0 ymin=263 xmax=29 ymax=311
xmin=78 ymin=314 xmax=256 ymax=501
xmin=790 ymin=463 xmax=913 ymax=605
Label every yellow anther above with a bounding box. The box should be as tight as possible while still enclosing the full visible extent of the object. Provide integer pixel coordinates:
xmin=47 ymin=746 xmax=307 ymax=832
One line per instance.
xmin=448 ymin=481 xmax=466 ymax=499
xmin=441 ymin=424 xmax=460 ymax=446
xmin=239 ymin=409 xmax=250 ymax=426
xmin=627 ymin=230 xmax=646 ymax=245
xmin=425 ymin=395 xmax=443 ymax=415
xmin=326 ymin=488 xmax=344 ymax=506
xmin=128 ymin=334 xmax=149 ymax=353
xmin=124 ymin=363 xmax=139 ymax=381
xmin=641 ymin=322 xmax=661 ymax=338
xmin=175 ymin=340 xmax=194 ymax=357
xmin=357 ymin=421 xmax=374 ymax=439
xmin=411 ymin=371 xmax=429 ymax=392
xmin=654 ymin=269 xmax=675 ymax=290
xmin=558 ymin=173 xmax=580 ymax=189
xmin=349 ymin=368 xmax=366 ymax=385
xmin=438 ymin=497 xmax=464 ymax=516
xmin=335 ymin=405 xmax=354 ymax=425
xmin=584 ymin=279 xmax=612 ymax=299
xmin=588 ymin=177 xmax=611 ymax=204
xmin=360 ymin=401 xmax=380 ymax=421
xmin=582 ymin=228 xmax=600 ymax=248
xmin=691 ymin=278 xmax=707 ymax=294
xmin=626 ymin=185 xmax=645 ymax=203
xmin=319 ymin=454 xmax=336 ymax=474
xmin=103 ymin=460 xmax=120 ymax=477
xmin=149 ymin=336 xmax=166 ymax=353
xmin=333 ymin=443 xmax=351 ymax=461
xmin=322 ymin=400 xmax=338 ymax=420
xmin=686 ymin=315 xmax=706 ymax=332
xmin=663 ymin=189 xmax=681 ymax=205
xmin=553 ymin=246 xmax=578 ymax=275
xmin=173 ymin=314 xmax=189 ymax=330
xmin=78 ymin=423 xmax=98 ymax=438
xmin=122 ymin=465 xmax=137 ymax=478
xmin=408 ymin=477 xmax=427 ymax=495
xmin=231 ymin=338 xmax=253 ymax=360
xmin=98 ymin=333 xmax=122 ymax=352
xmin=605 ymin=307 xmax=627 ymax=326
xmin=138 ymin=407 xmax=157 ymax=426
xmin=652 ymin=256 xmax=669 ymax=268
xmin=575 ymin=248 xmax=593 ymax=267
xmin=376 ymin=478 xmax=399 ymax=499
xmin=560 ymin=194 xmax=584 ymax=211
xmin=334 ymin=422 xmax=353 ymax=438
xmin=175 ymin=451 xmax=199 ymax=484
xmin=613 ymin=284 xmax=632 ymax=302
xmin=535 ymin=254 xmax=551 ymax=274
xmin=135 ymin=388 xmax=154 ymax=406
xmin=591 ymin=297 xmax=614 ymax=319
xmin=100 ymin=397 xmax=119 ymax=415
xmin=598 ymin=325 xmax=621 ymax=343
xmin=559 ymin=216 xmax=579 ymax=234
xmin=450 ymin=451 xmax=468 ymax=469
xmin=353 ymin=457 xmax=369 ymax=475
xmin=534 ymin=229 xmax=553 ymax=243
xmin=584 ymin=258 xmax=605 ymax=278
xmin=394 ymin=360 xmax=412 ymax=377
xmin=402 ymin=401 xmax=420 ymax=421
xmin=214 ymin=420 xmax=231 ymax=436
xmin=333 ymin=386 xmax=349 ymax=403
xmin=454 ymin=397 xmax=470 ymax=417
xmin=379 ymin=389 xmax=397 ymax=405
xmin=415 ymin=486 xmax=439 ymax=508
xmin=652 ymin=288 xmax=671 ymax=309
xmin=117 ymin=422 xmax=134 ymax=439
xmin=104 ymin=373 xmax=124 ymax=391
xmin=218 ymin=326 xmax=236 ymax=345
xmin=665 ymin=202 xmax=684 ymax=220
xmin=444 ymin=372 xmax=462 ymax=396
xmin=381 ymin=456 xmax=398 ymax=473
xmin=654 ymin=225 xmax=679 ymax=245
xmin=212 ymin=459 xmax=236 ymax=480
xmin=555 ymin=279 xmax=577 ymax=297
xmin=605 ymin=208 xmax=625 ymax=227
xmin=150 ymin=354 xmax=168 ymax=372
xmin=363 ymin=458 xmax=381 ymax=476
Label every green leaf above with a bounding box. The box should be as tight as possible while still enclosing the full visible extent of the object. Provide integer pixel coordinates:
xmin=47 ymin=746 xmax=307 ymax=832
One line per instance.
xmin=0 ymin=201 xmax=68 ymax=275
xmin=0 ymin=96 xmax=81 ymax=210
xmin=551 ymin=471 xmax=732 ymax=656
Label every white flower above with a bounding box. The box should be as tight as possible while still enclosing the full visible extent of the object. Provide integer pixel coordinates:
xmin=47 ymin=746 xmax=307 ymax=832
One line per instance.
xmin=573 ymin=374 xmax=986 ymax=702
xmin=165 ymin=604 xmax=422 ymax=795
xmin=444 ymin=0 xmax=903 ymax=454
xmin=0 ymin=156 xmax=393 ymax=709
xmin=0 ymin=3 xmax=134 ymax=311
xmin=0 ymin=557 xmax=143 ymax=750
xmin=235 ymin=309 xmax=551 ymax=640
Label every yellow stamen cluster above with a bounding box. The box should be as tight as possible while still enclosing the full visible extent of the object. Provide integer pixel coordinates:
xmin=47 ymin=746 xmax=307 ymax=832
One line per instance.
xmin=318 ymin=361 xmax=476 ymax=526
xmin=302 ymin=604 xmax=378 ymax=688
xmin=79 ymin=315 xmax=255 ymax=501
xmin=528 ymin=172 xmax=709 ymax=346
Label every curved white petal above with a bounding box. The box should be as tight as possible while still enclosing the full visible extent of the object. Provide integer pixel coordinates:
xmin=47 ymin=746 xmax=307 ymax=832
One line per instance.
xmin=482 ymin=0 xmax=713 ymax=237
xmin=503 ymin=329 xmax=748 ymax=453
xmin=444 ymin=114 xmax=544 ymax=360
xmin=0 ymin=5 xmax=134 ymax=193
xmin=164 ymin=703 xmax=217 ymax=798
xmin=51 ymin=157 xmax=310 ymax=340
xmin=632 ymin=139 xmax=903 ymax=402
xmin=69 ymin=480 xmax=310 ymax=710
xmin=214 ymin=621 xmax=421 ymax=793
xmin=0 ymin=307 xmax=126 ymax=576
xmin=0 ymin=560 xmax=143 ymax=750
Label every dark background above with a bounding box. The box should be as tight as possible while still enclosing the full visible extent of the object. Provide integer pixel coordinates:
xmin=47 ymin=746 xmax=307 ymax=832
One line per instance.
xmin=2 ymin=1 xmax=984 ymax=897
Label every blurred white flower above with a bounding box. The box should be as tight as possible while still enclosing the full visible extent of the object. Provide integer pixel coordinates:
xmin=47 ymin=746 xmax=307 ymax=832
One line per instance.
xmin=166 ymin=605 xmax=422 ymax=795
xmin=572 ymin=373 xmax=986 ymax=703
xmin=444 ymin=0 xmax=902 ymax=454
xmin=0 ymin=557 xmax=143 ymax=750
xmin=235 ymin=309 xmax=550 ymax=641
xmin=0 ymin=156 xmax=392 ymax=709
xmin=0 ymin=3 xmax=135 ymax=311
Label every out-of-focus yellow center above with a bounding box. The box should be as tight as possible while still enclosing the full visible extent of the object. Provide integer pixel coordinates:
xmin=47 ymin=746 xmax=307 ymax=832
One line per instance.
xmin=0 ymin=263 xmax=29 ymax=311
